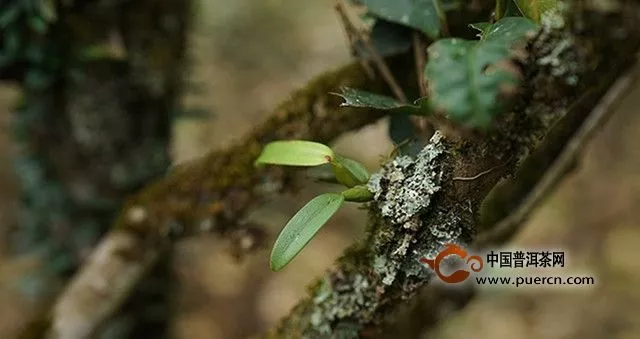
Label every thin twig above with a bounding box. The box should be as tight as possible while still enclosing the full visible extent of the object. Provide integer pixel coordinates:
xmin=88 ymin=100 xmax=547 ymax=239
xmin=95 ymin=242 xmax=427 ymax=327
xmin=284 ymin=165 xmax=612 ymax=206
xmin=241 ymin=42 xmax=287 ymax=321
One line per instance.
xmin=413 ymin=32 xmax=428 ymax=97
xmin=334 ymin=1 xmax=375 ymax=79
xmin=434 ymin=0 xmax=450 ymax=36
xmin=411 ymin=31 xmax=435 ymax=138
xmin=452 ymin=157 xmax=512 ymax=181
xmin=334 ymin=0 xmax=408 ymax=103
xmin=474 ymin=61 xmax=640 ymax=247
xmin=452 ymin=167 xmax=496 ymax=181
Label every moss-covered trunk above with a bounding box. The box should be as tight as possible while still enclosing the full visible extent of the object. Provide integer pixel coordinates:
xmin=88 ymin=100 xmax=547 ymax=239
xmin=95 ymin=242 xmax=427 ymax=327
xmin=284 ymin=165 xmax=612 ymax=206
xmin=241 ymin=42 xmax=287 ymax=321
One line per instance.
xmin=1 ymin=0 xmax=191 ymax=337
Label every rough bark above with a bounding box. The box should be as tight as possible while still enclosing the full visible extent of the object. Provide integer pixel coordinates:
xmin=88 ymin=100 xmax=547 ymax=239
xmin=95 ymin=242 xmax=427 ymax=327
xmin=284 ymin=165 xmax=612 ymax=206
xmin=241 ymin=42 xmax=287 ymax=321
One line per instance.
xmin=20 ymin=0 xmax=640 ymax=338
xmin=45 ymin=53 xmax=417 ymax=338
xmin=2 ymin=0 xmax=189 ymax=337
xmin=268 ymin=1 xmax=640 ymax=337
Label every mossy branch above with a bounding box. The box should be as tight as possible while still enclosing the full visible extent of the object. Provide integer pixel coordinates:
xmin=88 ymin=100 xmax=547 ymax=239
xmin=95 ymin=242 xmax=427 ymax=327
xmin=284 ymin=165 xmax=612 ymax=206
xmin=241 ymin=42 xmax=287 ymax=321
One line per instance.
xmin=268 ymin=2 xmax=640 ymax=338
xmin=45 ymin=55 xmax=416 ymax=339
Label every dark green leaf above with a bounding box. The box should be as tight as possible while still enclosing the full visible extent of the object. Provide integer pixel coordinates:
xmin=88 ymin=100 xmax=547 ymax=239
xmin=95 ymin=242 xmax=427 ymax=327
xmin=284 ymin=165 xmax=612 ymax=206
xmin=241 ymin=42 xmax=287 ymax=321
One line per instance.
xmin=335 ymin=88 xmax=428 ymax=116
xmin=494 ymin=0 xmax=523 ymax=19
xmin=255 ymin=141 xmax=334 ymax=167
xmin=270 ymin=193 xmax=345 ymax=271
xmin=355 ymin=19 xmax=413 ymax=59
xmin=505 ymin=0 xmax=524 ymax=17
xmin=468 ymin=22 xmax=491 ymax=35
xmin=337 ymin=87 xmax=402 ymax=109
xmin=425 ymin=17 xmax=537 ymax=127
xmin=388 ymin=113 xmax=423 ymax=157
xmin=471 ymin=17 xmax=537 ymax=44
xmin=388 ymin=112 xmax=413 ymax=145
xmin=360 ymin=0 xmax=442 ymax=38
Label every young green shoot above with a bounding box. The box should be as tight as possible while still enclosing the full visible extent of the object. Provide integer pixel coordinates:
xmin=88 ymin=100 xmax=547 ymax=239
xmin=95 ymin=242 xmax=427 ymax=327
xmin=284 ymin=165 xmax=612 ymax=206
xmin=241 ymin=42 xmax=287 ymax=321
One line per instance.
xmin=255 ymin=140 xmax=374 ymax=270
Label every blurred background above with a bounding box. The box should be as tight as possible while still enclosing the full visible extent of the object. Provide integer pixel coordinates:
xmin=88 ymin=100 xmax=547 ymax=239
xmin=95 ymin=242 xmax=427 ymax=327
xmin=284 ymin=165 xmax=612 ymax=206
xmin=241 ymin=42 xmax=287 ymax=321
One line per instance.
xmin=0 ymin=0 xmax=639 ymax=338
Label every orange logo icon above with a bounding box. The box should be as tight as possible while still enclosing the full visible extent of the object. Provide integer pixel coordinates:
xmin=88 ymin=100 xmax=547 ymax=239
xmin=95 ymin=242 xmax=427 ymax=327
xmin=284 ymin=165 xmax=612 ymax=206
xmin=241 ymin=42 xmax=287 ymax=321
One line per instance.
xmin=420 ymin=243 xmax=484 ymax=283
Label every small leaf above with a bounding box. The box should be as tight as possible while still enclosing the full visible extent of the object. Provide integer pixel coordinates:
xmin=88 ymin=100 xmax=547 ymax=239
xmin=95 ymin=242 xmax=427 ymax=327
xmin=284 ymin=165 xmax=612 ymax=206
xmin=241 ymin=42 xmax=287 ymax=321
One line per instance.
xmin=468 ymin=22 xmax=492 ymax=35
xmin=335 ymin=88 xmax=428 ymax=116
xmin=360 ymin=0 xmax=442 ymax=38
xmin=471 ymin=17 xmax=538 ymax=44
xmin=514 ymin=0 xmax=557 ymax=22
xmin=342 ymin=185 xmax=374 ymax=202
xmin=270 ymin=193 xmax=345 ymax=271
xmin=494 ymin=0 xmax=524 ymax=19
xmin=495 ymin=0 xmax=508 ymax=20
xmin=505 ymin=0 xmax=524 ymax=17
xmin=331 ymin=155 xmax=370 ymax=188
xmin=255 ymin=141 xmax=335 ymax=167
xmin=388 ymin=113 xmax=424 ymax=157
xmin=354 ymin=19 xmax=413 ymax=59
xmin=425 ymin=17 xmax=537 ymax=127
xmin=388 ymin=112 xmax=414 ymax=145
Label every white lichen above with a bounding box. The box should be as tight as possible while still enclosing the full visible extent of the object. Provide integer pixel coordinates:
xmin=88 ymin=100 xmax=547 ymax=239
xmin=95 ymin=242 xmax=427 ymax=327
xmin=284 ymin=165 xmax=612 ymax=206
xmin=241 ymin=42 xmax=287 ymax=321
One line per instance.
xmin=367 ymin=131 xmax=445 ymax=224
xmin=373 ymin=255 xmax=399 ymax=286
xmin=310 ymin=274 xmax=376 ymax=336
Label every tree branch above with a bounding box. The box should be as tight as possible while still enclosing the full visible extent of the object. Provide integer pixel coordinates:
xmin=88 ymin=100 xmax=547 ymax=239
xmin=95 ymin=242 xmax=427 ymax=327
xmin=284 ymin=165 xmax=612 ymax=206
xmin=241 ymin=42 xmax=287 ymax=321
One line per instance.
xmin=268 ymin=2 xmax=640 ymax=337
xmin=43 ymin=55 xmax=416 ymax=339
xmin=476 ymin=59 xmax=640 ymax=247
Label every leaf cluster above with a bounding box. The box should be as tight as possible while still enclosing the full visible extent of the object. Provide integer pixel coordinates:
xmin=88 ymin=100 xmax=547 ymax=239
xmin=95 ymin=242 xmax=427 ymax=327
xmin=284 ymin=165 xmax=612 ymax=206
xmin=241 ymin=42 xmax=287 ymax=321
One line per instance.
xmin=255 ymin=141 xmax=374 ymax=271
xmin=339 ymin=0 xmax=556 ymax=129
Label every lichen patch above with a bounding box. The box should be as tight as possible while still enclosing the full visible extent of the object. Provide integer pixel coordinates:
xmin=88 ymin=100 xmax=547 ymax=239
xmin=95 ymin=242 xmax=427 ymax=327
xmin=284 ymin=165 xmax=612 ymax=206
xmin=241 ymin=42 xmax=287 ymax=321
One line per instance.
xmin=367 ymin=131 xmax=445 ymax=224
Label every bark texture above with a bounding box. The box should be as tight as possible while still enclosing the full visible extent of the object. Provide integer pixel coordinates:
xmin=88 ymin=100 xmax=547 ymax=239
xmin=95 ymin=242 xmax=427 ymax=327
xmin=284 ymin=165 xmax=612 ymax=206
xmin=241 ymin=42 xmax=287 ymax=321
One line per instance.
xmin=269 ymin=1 xmax=640 ymax=337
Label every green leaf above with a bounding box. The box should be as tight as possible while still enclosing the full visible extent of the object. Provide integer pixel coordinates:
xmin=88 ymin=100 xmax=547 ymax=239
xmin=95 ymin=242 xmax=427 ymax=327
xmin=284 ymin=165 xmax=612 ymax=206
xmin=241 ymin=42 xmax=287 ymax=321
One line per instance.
xmin=494 ymin=0 xmax=524 ymax=19
xmin=335 ymin=88 xmax=428 ymax=116
xmin=388 ymin=112 xmax=414 ymax=145
xmin=341 ymin=185 xmax=374 ymax=202
xmin=388 ymin=113 xmax=424 ymax=157
xmin=331 ymin=155 xmax=370 ymax=188
xmin=505 ymin=0 xmax=524 ymax=17
xmin=425 ymin=17 xmax=537 ymax=127
xmin=514 ymin=0 xmax=557 ymax=22
xmin=255 ymin=141 xmax=335 ymax=167
xmin=270 ymin=193 xmax=345 ymax=271
xmin=471 ymin=17 xmax=537 ymax=44
xmin=468 ymin=22 xmax=492 ymax=35
xmin=360 ymin=0 xmax=442 ymax=38
xmin=354 ymin=19 xmax=413 ymax=59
